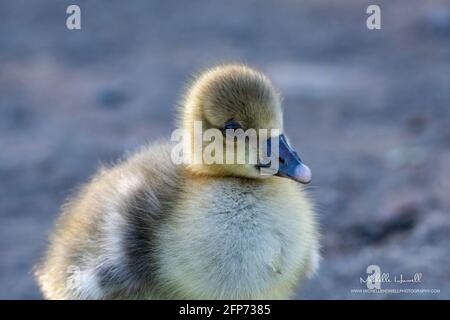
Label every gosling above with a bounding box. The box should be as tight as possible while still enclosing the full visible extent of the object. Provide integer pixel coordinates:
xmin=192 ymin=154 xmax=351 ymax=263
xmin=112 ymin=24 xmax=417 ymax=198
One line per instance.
xmin=35 ymin=64 xmax=319 ymax=299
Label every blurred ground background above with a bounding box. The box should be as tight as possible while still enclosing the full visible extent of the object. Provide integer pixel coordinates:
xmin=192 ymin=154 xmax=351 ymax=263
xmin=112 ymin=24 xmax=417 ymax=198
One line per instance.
xmin=0 ymin=0 xmax=449 ymax=299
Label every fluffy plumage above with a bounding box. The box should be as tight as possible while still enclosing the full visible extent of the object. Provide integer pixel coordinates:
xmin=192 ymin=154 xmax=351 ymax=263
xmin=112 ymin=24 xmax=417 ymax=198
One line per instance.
xmin=35 ymin=64 xmax=319 ymax=299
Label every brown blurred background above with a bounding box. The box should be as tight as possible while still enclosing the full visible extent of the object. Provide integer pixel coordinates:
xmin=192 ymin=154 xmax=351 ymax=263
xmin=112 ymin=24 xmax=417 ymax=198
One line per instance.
xmin=0 ymin=0 xmax=449 ymax=299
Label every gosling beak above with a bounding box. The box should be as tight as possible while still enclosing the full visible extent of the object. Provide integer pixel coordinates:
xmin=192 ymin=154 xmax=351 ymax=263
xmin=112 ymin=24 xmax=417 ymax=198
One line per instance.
xmin=262 ymin=134 xmax=312 ymax=184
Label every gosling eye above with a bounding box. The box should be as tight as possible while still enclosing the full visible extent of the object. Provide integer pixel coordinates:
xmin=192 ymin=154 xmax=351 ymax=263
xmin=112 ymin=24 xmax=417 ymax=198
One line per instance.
xmin=223 ymin=120 xmax=242 ymax=131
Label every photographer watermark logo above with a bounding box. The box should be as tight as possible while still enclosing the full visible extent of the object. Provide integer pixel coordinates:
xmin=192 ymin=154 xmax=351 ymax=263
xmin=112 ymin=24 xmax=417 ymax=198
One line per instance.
xmin=351 ymin=264 xmax=440 ymax=295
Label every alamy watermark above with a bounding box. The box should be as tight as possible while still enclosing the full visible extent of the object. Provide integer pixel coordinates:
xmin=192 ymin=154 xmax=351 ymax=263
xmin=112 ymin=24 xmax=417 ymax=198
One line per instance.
xmin=170 ymin=121 xmax=281 ymax=175
xmin=66 ymin=5 xmax=81 ymax=30
xmin=366 ymin=5 xmax=381 ymax=30
xmin=66 ymin=4 xmax=381 ymax=32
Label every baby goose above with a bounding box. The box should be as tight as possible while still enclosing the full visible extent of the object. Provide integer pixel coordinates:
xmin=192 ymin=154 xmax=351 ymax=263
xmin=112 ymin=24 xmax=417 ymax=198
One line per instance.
xmin=36 ymin=64 xmax=319 ymax=299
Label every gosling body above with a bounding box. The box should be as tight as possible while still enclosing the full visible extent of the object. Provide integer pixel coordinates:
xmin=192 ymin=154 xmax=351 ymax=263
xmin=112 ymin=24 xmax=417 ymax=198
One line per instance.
xmin=36 ymin=64 xmax=319 ymax=299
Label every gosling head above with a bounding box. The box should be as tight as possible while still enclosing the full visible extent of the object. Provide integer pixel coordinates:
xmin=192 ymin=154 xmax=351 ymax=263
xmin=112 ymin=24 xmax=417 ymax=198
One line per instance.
xmin=178 ymin=64 xmax=311 ymax=184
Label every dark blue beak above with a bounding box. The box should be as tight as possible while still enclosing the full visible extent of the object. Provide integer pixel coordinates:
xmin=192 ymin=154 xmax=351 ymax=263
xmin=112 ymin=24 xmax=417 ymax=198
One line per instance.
xmin=263 ymin=134 xmax=312 ymax=184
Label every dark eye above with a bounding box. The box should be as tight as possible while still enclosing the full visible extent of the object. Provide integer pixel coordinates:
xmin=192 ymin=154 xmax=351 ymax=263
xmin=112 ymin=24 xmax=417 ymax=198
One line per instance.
xmin=223 ymin=120 xmax=242 ymax=130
